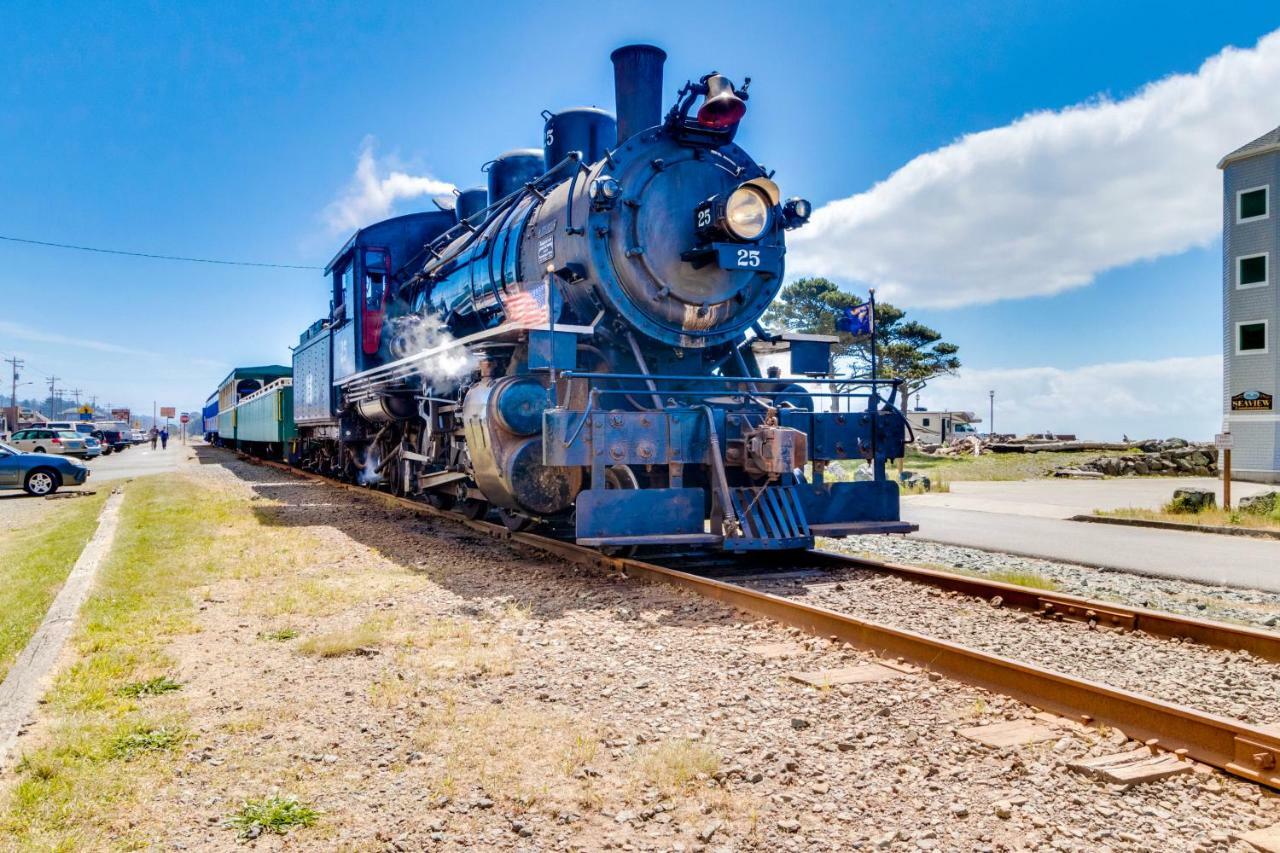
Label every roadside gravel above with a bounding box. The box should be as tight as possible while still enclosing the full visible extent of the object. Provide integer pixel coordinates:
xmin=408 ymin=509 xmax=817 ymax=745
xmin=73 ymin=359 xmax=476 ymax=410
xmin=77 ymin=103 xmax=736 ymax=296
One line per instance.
xmin=41 ymin=453 xmax=1278 ymax=852
xmin=827 ymin=536 xmax=1280 ymax=632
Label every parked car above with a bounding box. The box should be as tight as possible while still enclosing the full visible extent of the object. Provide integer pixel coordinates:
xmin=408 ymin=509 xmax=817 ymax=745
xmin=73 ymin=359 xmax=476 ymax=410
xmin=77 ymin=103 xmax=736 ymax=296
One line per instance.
xmin=130 ymin=429 xmax=147 ymax=444
xmin=8 ymin=428 xmax=91 ymax=457
xmin=82 ymin=436 xmax=103 ymax=459
xmin=92 ymin=428 xmax=129 ymax=452
xmin=0 ymin=440 xmax=90 ymax=495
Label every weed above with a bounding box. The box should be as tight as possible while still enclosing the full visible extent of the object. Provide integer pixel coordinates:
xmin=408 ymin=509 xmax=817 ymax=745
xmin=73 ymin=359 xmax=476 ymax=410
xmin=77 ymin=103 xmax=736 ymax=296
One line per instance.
xmin=967 ymin=697 xmax=989 ymax=718
xmin=224 ymin=796 xmax=319 ymax=839
xmin=118 ymin=676 xmax=182 ymax=698
xmin=259 ymin=627 xmax=299 ymax=641
xmin=636 ymin=739 xmax=720 ymax=795
xmin=109 ymin=726 xmax=183 ymax=760
xmin=297 ymin=617 xmax=389 ymax=657
xmin=984 ymin=570 xmax=1059 ymax=591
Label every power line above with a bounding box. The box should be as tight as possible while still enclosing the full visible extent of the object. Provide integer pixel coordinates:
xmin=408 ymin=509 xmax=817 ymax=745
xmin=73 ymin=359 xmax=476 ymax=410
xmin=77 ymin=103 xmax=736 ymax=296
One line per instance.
xmin=0 ymin=234 xmax=322 ymax=270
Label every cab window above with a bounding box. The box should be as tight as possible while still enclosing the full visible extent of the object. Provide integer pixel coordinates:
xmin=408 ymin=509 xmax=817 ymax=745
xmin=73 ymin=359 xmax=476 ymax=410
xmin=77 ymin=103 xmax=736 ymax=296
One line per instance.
xmin=365 ymin=249 xmax=388 ymax=309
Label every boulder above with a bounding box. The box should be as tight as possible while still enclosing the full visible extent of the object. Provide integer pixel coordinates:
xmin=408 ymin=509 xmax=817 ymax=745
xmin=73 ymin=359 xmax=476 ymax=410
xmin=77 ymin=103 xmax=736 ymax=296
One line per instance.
xmin=1238 ymin=491 xmax=1280 ymax=516
xmin=899 ymin=471 xmax=932 ymax=492
xmin=1168 ymin=488 xmax=1215 ymax=514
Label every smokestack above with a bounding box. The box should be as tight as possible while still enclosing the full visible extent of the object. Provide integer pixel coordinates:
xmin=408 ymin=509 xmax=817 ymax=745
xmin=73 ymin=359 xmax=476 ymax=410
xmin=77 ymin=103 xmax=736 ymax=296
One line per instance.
xmin=611 ymin=44 xmax=667 ymax=144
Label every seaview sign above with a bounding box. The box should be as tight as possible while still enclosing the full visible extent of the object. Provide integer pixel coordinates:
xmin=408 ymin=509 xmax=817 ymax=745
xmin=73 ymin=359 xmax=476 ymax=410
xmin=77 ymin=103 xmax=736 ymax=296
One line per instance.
xmin=1231 ymin=390 xmax=1274 ymax=411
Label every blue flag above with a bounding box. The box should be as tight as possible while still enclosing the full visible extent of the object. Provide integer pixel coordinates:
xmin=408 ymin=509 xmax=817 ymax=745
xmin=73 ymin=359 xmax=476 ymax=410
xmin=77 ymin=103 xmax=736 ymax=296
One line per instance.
xmin=835 ymin=302 xmax=874 ymax=336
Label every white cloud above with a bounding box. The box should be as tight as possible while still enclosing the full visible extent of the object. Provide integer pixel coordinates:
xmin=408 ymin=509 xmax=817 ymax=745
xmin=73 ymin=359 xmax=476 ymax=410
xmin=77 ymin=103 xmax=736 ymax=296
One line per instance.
xmin=323 ymin=136 xmax=455 ymax=233
xmin=0 ymin=320 xmax=155 ymax=356
xmin=789 ymin=31 xmax=1280 ymax=308
xmin=917 ymin=355 xmax=1222 ymax=441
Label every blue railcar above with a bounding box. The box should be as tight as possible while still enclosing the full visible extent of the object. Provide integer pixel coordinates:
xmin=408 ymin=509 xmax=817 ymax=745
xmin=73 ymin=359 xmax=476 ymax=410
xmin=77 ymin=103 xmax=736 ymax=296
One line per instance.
xmin=286 ymin=45 xmax=915 ymax=552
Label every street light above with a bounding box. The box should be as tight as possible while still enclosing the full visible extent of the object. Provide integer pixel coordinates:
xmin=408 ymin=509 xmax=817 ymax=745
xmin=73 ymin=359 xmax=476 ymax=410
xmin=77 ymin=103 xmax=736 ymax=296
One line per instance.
xmin=988 ymin=390 xmax=995 ymax=438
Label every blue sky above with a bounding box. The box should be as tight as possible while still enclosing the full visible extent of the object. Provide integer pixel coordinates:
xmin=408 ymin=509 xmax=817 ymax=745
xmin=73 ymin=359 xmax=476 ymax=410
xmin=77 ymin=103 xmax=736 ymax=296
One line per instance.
xmin=2 ymin=1 xmax=1278 ymax=436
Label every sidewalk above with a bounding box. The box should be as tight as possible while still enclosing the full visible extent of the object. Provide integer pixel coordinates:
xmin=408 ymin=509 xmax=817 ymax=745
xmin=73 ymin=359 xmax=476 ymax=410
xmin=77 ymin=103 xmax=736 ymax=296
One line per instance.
xmin=901 ymin=479 xmax=1280 ymax=593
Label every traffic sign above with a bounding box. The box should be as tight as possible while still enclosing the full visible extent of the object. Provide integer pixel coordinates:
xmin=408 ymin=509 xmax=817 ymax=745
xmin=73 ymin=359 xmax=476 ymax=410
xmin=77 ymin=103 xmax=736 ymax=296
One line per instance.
xmin=180 ymin=414 xmax=190 ymax=424
xmin=1215 ymin=433 xmax=1233 ymax=450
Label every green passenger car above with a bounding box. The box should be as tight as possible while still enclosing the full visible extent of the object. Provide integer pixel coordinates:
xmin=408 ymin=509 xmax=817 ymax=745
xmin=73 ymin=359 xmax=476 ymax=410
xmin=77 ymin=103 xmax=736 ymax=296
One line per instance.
xmin=233 ymin=381 xmax=296 ymax=455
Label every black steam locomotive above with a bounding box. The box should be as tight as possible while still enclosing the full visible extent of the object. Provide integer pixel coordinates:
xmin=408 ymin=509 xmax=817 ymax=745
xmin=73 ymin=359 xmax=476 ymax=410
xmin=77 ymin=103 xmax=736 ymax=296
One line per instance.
xmin=282 ymin=45 xmax=913 ymax=552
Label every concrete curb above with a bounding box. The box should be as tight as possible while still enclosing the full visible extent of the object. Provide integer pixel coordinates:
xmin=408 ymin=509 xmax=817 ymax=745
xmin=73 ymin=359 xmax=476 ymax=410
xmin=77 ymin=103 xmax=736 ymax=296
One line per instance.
xmin=0 ymin=488 xmax=125 ymax=772
xmin=1070 ymin=513 xmax=1280 ymax=542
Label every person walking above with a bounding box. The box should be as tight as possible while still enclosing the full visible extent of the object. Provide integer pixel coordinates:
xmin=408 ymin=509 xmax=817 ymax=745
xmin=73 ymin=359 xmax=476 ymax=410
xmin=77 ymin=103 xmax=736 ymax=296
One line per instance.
xmin=149 ymin=427 xmax=158 ymax=450
xmin=160 ymin=427 xmax=169 ymax=449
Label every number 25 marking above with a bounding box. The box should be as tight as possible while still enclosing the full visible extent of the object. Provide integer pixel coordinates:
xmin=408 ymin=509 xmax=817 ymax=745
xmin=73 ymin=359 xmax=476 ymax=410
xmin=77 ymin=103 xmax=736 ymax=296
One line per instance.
xmin=736 ymin=249 xmax=760 ymax=267
xmin=697 ymin=208 xmax=712 ymax=228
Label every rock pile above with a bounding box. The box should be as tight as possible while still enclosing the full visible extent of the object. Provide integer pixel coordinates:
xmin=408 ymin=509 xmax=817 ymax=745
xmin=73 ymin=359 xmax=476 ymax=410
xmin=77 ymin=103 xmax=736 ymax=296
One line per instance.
xmin=1239 ymin=491 xmax=1280 ymax=515
xmin=1053 ymin=445 xmax=1218 ymax=479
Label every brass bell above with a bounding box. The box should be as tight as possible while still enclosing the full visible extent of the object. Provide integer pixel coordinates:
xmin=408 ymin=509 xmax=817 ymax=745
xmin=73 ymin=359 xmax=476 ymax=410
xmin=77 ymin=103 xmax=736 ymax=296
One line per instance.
xmin=696 ymin=74 xmax=746 ymax=129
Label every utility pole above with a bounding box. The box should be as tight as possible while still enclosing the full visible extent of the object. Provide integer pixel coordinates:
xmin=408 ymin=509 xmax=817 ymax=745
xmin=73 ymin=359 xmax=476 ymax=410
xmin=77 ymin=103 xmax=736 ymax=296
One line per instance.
xmin=47 ymin=376 xmax=60 ymax=419
xmin=5 ymin=356 xmax=22 ymax=431
xmin=988 ymin=390 xmax=995 ymax=438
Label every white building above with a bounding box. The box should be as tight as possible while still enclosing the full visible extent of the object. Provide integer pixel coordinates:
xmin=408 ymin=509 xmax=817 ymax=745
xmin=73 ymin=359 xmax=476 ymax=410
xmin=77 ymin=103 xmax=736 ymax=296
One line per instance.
xmin=1220 ymin=128 xmax=1280 ymax=483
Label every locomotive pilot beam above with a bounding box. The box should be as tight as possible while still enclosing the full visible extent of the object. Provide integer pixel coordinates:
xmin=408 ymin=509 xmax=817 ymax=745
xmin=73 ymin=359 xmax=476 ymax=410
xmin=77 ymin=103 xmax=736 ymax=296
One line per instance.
xmin=218 ymin=43 xmax=918 ymax=553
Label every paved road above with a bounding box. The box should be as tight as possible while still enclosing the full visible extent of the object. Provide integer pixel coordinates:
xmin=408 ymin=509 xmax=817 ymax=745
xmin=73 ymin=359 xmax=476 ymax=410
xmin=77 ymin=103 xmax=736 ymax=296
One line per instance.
xmin=901 ymin=503 xmax=1280 ymax=592
xmin=72 ymin=441 xmax=195 ymax=485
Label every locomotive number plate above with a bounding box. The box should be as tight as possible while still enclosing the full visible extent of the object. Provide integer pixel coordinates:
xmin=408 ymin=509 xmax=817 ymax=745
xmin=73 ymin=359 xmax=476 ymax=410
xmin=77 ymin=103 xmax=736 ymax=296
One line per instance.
xmin=714 ymin=243 xmax=779 ymax=271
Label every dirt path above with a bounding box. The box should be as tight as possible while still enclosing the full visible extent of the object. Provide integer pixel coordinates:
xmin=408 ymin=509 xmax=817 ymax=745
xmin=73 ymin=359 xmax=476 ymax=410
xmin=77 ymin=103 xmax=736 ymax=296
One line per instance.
xmin=7 ymin=454 xmax=1280 ymax=851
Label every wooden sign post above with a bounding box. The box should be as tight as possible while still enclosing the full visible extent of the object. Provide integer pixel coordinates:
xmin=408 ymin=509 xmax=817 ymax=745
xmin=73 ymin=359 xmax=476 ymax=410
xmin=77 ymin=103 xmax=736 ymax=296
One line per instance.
xmin=1215 ymin=432 xmax=1233 ymax=510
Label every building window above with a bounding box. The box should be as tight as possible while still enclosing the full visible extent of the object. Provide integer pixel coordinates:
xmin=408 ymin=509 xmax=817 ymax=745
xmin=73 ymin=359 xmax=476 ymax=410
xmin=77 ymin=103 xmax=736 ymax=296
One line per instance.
xmin=1237 ymin=185 xmax=1269 ymax=223
xmin=1237 ymin=253 xmax=1269 ymax=289
xmin=922 ymin=418 xmax=931 ymax=427
xmin=1237 ymin=320 xmax=1269 ymax=354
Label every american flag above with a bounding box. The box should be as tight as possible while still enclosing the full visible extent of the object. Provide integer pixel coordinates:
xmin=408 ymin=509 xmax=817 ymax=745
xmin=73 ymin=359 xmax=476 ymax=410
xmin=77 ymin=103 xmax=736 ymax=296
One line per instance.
xmin=503 ymin=281 xmax=550 ymax=327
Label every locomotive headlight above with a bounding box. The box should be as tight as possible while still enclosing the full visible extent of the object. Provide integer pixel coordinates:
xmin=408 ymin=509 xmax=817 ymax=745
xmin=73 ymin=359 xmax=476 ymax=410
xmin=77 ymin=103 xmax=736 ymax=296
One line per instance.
xmin=723 ymin=186 xmax=771 ymax=241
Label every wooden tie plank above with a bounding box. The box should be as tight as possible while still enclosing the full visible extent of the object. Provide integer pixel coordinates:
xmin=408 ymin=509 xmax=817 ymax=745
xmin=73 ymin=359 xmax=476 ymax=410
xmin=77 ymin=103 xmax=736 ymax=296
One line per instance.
xmin=787 ymin=662 xmax=912 ymax=688
xmin=959 ymin=719 xmax=1059 ymax=748
xmin=748 ymin=642 xmax=807 ymax=660
xmin=1068 ymin=747 xmax=1193 ymax=785
xmin=1237 ymin=824 xmax=1280 ymax=852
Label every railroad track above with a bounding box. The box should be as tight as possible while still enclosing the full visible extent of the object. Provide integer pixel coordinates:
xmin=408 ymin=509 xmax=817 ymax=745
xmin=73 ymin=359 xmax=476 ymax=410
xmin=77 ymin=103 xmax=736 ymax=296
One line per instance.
xmin=238 ymin=451 xmax=1280 ymax=792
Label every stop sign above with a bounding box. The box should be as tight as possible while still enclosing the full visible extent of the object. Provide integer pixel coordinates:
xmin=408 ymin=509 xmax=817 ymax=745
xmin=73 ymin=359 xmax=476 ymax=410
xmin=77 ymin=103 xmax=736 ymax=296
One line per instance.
xmin=180 ymin=414 xmax=190 ymax=424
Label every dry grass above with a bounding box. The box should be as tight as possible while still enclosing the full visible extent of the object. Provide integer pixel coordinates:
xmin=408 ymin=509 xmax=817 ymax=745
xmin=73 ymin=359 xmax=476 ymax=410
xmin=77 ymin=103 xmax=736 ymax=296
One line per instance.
xmin=413 ymin=698 xmax=606 ymax=808
xmin=1099 ymin=505 xmax=1280 ymax=533
xmin=297 ymin=616 xmax=391 ymax=657
xmin=635 ymin=738 xmax=720 ymax=795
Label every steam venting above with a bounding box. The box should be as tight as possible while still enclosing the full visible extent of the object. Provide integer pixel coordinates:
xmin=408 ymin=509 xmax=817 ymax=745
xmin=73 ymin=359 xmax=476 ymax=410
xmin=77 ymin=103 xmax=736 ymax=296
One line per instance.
xmin=387 ymin=315 xmax=477 ymax=385
xmin=611 ymin=44 xmax=667 ymax=144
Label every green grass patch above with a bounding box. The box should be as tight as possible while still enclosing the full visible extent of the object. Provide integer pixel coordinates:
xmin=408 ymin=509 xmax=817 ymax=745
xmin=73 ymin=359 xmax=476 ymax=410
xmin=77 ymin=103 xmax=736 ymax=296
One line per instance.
xmin=109 ymin=726 xmax=183 ymax=760
xmin=0 ymin=476 xmax=242 ymax=847
xmin=259 ymin=627 xmax=299 ymax=641
xmin=117 ymin=675 xmax=182 ymax=697
xmin=0 ymin=490 xmax=110 ymax=682
xmin=982 ymin=569 xmax=1060 ymax=591
xmin=224 ymin=796 xmax=319 ymax=839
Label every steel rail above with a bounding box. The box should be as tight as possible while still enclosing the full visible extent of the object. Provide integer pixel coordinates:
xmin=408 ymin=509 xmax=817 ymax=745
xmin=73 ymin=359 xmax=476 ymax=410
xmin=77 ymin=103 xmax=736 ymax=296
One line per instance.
xmin=238 ymin=452 xmax=1280 ymax=790
xmin=803 ymin=551 xmax=1280 ymax=663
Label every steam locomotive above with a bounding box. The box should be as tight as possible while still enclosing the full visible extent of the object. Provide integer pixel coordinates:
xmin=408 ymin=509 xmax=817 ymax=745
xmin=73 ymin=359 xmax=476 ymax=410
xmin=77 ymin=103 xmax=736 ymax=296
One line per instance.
xmin=221 ymin=45 xmax=915 ymax=552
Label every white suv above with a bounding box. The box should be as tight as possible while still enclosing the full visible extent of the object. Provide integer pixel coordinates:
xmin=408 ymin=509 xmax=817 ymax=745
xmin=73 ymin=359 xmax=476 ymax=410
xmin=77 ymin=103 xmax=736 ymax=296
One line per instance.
xmin=8 ymin=428 xmax=92 ymax=458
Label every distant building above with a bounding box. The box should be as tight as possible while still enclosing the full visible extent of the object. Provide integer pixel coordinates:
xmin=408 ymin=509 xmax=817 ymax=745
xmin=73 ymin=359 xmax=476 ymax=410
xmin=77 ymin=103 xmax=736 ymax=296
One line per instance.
xmin=1220 ymin=129 xmax=1280 ymax=483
